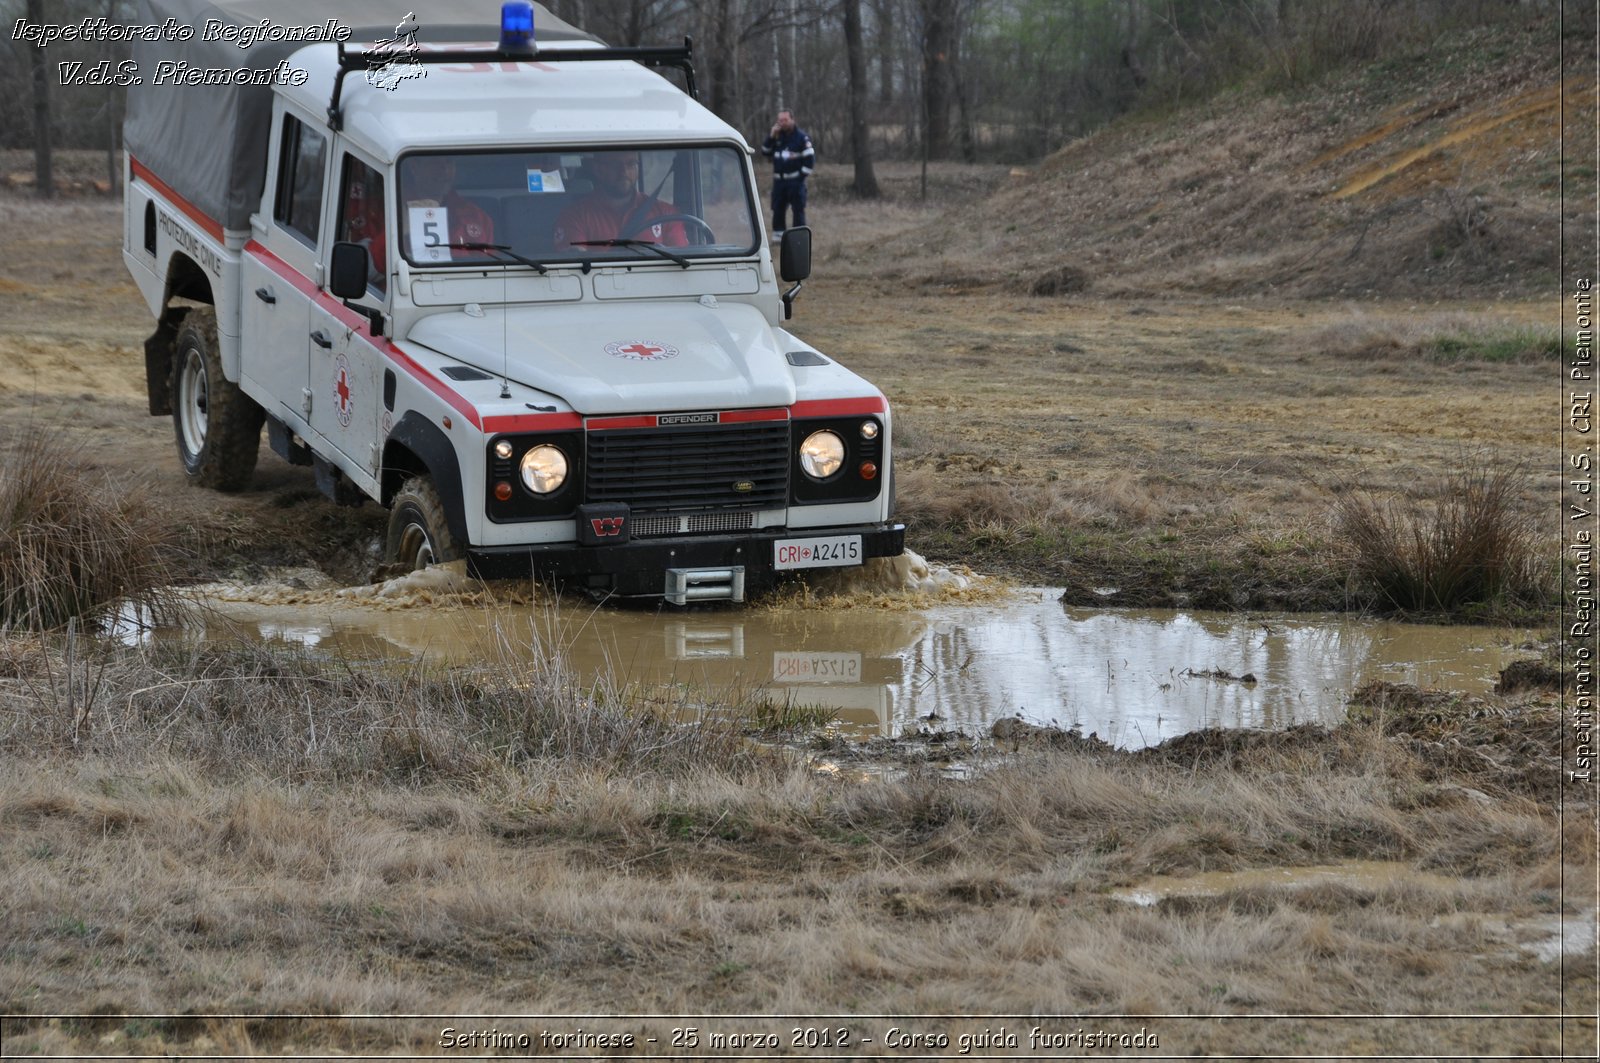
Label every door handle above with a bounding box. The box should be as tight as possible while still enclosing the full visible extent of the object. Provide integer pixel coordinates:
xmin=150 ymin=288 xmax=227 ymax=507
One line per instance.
xmin=254 ymin=287 xmax=275 ymax=304
xmin=310 ymin=330 xmax=333 ymax=349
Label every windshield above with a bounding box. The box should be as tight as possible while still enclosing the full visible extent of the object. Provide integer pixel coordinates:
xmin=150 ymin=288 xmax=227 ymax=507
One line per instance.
xmin=397 ymin=145 xmax=759 ymax=268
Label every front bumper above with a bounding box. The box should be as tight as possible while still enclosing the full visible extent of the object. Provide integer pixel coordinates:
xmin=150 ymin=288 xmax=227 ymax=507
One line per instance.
xmin=467 ymin=522 xmax=906 ymax=599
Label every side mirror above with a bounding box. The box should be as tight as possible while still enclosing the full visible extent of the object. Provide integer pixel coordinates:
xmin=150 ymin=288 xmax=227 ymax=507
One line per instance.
xmin=779 ymin=225 xmax=812 ymax=282
xmin=778 ymin=226 xmax=810 ymax=320
xmin=329 ymin=241 xmax=370 ymax=300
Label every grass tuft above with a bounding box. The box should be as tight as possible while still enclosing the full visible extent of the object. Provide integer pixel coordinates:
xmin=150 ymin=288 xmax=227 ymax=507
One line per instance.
xmin=1332 ymin=460 xmax=1547 ymax=615
xmin=1 ymin=626 xmax=770 ymax=784
xmin=0 ymin=429 xmax=180 ymax=630
xmin=1428 ymin=328 xmax=1562 ymax=364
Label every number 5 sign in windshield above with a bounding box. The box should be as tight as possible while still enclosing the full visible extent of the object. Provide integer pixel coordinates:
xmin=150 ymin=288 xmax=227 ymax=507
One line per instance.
xmin=408 ymin=206 xmax=451 ymax=261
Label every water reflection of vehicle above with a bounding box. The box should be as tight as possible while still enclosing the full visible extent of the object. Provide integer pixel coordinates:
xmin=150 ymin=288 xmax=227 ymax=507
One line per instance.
xmin=164 ymin=590 xmax=1530 ymax=746
xmin=176 ymin=597 xmax=931 ymax=737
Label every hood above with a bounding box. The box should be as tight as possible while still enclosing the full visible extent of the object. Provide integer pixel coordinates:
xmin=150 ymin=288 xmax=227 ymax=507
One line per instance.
xmin=406 ymin=301 xmax=796 ymax=415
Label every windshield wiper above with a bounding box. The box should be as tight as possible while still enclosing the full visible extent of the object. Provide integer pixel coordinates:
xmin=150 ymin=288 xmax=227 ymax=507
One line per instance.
xmin=439 ymin=242 xmax=549 ymax=274
xmin=573 ymin=238 xmax=690 ymax=268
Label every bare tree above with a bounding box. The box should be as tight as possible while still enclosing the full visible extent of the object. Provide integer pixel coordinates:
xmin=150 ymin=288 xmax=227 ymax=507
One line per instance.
xmin=26 ymin=0 xmax=54 ymax=197
xmin=872 ymin=0 xmax=896 ymax=106
xmin=843 ymin=0 xmax=880 ymax=196
xmin=916 ymin=0 xmax=958 ymax=159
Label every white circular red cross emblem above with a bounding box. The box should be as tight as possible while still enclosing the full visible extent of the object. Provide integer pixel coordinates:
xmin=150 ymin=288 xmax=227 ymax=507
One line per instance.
xmin=604 ymin=340 xmax=680 ymax=362
xmin=333 ymin=353 xmax=354 ymax=428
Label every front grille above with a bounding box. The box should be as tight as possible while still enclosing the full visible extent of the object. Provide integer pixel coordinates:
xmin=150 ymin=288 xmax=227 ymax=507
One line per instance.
xmin=633 ymin=512 xmax=758 ymax=538
xmin=587 ymin=422 xmax=789 ymax=514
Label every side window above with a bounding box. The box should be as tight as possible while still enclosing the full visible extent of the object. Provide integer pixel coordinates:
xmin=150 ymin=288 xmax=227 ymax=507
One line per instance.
xmin=273 ymin=114 xmax=326 ymax=246
xmin=338 ymin=155 xmax=387 ymax=296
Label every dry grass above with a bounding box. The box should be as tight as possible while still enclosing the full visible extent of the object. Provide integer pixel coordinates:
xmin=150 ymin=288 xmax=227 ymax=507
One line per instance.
xmin=0 ymin=429 xmax=180 ymax=631
xmin=789 ymin=167 xmax=1559 ymax=615
xmin=1310 ymin=310 xmax=1563 ymax=364
xmin=896 ymin=465 xmax=1190 ymax=533
xmin=0 ymin=631 xmax=1590 ymax=1054
xmin=1332 ymin=459 xmax=1550 ymax=615
xmin=0 ymin=630 xmax=761 ymax=785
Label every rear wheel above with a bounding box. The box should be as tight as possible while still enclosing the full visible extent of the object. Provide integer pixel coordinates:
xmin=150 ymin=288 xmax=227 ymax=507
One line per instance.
xmin=386 ymin=477 xmax=460 ymax=571
xmin=170 ymin=308 xmax=263 ymax=491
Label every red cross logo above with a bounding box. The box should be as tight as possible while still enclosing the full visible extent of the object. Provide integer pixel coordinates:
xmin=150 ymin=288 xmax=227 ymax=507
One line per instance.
xmin=333 ymin=355 xmax=354 ymax=427
xmin=604 ymin=340 xmax=680 ymax=362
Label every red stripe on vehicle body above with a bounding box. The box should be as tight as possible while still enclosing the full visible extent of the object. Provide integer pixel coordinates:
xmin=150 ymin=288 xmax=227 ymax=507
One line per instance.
xmin=483 ymin=412 xmax=583 ymax=433
xmin=129 ymin=156 xmax=225 ymax=242
xmin=584 ymin=414 xmax=657 ymax=430
xmin=583 ymin=407 xmax=794 ymax=431
xmin=244 ymin=239 xmax=483 ymax=430
xmin=719 ymin=407 xmax=789 ymax=424
xmin=790 ymin=397 xmax=887 ymax=418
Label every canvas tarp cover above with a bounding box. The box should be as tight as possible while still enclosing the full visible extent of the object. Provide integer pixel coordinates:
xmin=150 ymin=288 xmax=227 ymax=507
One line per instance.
xmin=126 ymin=0 xmax=599 ymax=231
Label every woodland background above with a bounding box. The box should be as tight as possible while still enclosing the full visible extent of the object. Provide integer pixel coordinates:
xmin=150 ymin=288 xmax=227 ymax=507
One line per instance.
xmin=4 ymin=0 xmax=1583 ymax=199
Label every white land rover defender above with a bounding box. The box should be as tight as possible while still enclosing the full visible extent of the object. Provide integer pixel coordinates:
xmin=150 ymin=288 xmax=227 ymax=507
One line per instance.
xmin=122 ymin=0 xmax=902 ymax=603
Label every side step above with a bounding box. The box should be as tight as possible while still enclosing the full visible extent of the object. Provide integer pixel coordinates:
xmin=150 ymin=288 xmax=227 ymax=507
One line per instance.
xmin=665 ymin=566 xmax=745 ymax=605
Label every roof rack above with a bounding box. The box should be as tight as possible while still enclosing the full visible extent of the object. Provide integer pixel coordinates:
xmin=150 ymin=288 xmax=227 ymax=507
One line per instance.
xmin=327 ymin=37 xmax=698 ymax=130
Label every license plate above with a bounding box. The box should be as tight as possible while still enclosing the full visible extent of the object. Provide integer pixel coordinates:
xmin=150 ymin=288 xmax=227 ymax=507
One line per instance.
xmin=773 ymin=652 xmax=862 ymax=683
xmin=773 ymin=534 xmax=862 ymax=571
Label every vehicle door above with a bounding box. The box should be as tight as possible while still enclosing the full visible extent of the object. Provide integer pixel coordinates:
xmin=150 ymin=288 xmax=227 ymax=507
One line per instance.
xmin=240 ymin=107 xmax=326 ymax=431
xmin=305 ymin=147 xmax=388 ymax=484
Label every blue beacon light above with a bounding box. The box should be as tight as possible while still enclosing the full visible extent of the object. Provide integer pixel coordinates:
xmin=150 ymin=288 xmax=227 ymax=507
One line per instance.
xmin=500 ymin=2 xmax=535 ymax=53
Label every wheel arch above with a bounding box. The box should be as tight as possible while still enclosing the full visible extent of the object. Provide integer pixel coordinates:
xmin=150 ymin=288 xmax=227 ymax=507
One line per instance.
xmin=383 ymin=412 xmax=469 ymax=546
xmin=143 ymin=254 xmax=216 ymax=417
xmin=163 ymin=253 xmax=214 ymax=308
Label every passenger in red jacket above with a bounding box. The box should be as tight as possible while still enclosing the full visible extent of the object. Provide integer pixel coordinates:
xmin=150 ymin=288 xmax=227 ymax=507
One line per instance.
xmin=553 ymin=152 xmax=686 ymax=250
xmin=341 ymin=162 xmax=388 ymax=291
xmin=400 ymin=154 xmax=494 ymax=260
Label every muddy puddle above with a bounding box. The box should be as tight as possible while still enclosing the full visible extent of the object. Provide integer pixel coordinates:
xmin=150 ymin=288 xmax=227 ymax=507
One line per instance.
xmin=134 ymin=566 xmax=1533 ymax=746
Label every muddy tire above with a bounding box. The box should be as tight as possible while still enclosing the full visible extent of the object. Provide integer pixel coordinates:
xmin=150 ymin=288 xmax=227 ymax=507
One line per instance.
xmin=170 ymin=308 xmax=264 ymax=492
xmin=386 ymin=476 xmax=461 ymax=571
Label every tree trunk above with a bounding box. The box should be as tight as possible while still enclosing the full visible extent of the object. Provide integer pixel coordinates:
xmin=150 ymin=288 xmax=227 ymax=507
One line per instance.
xmin=953 ymin=53 xmax=975 ymax=163
xmin=27 ymin=0 xmax=53 ymax=199
xmin=873 ymin=0 xmax=895 ymax=106
xmin=844 ymin=0 xmax=880 ymax=197
xmin=704 ymin=0 xmax=734 ymax=119
xmin=919 ymin=0 xmax=957 ymax=160
xmin=105 ymin=0 xmax=121 ymax=195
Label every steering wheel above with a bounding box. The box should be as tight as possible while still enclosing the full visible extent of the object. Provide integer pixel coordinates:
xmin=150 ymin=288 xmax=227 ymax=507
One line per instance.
xmin=624 ymin=212 xmax=715 ymax=243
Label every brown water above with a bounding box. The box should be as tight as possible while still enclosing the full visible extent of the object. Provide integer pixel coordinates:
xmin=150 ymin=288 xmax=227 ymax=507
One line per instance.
xmin=149 ymin=568 xmax=1534 ymax=747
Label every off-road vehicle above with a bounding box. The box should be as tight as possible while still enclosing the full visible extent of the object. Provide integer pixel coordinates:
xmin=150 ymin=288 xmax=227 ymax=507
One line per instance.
xmin=123 ymin=0 xmax=902 ymax=603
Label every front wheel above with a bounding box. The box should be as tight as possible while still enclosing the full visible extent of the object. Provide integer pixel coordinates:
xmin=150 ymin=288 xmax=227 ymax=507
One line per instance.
xmin=386 ymin=477 xmax=461 ymax=571
xmin=170 ymin=308 xmax=264 ymax=492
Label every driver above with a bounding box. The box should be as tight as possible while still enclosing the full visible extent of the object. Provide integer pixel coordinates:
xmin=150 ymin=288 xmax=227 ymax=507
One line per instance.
xmin=553 ymin=152 xmax=687 ymax=250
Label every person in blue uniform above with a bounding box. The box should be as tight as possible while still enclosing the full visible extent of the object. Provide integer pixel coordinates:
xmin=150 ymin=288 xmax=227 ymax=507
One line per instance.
xmin=760 ymin=108 xmax=814 ymax=239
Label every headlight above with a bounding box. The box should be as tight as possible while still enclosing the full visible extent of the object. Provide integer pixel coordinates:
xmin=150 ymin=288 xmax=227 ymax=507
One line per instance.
xmin=799 ymin=430 xmax=845 ymax=480
xmin=519 ymin=444 xmax=568 ymax=494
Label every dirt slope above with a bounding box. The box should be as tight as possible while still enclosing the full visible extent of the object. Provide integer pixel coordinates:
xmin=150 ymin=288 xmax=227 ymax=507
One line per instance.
xmin=881 ymin=16 xmax=1586 ymax=299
